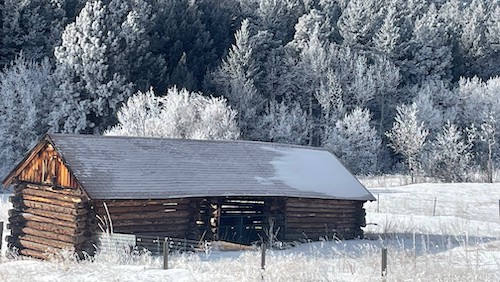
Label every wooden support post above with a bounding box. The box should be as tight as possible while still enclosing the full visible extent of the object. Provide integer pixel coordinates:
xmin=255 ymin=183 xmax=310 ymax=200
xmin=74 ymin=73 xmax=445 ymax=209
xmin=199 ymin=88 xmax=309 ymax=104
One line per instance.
xmin=381 ymin=248 xmax=387 ymax=277
xmin=433 ymin=197 xmax=437 ymax=216
xmin=163 ymin=238 xmax=169 ymax=270
xmin=261 ymin=243 xmax=266 ymax=270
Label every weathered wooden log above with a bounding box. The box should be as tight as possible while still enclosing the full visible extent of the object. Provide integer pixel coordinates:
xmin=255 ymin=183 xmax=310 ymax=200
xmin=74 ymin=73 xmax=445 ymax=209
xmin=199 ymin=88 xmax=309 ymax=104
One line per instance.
xmin=22 ymin=184 xmax=84 ymax=196
xmin=114 ymin=224 xmax=189 ymax=233
xmin=17 ymin=200 xmax=87 ymax=216
xmin=20 ymin=194 xmax=86 ymax=209
xmin=20 ymin=227 xmax=88 ymax=244
xmin=94 ymin=204 xmax=190 ymax=214
xmin=286 ymin=215 xmax=361 ymax=223
xmin=285 ymin=206 xmax=359 ymax=213
xmin=19 ymin=248 xmax=51 ymax=260
xmin=16 ymin=213 xmax=86 ymax=229
xmin=94 ymin=199 xmax=189 ymax=207
xmin=286 ymin=198 xmax=359 ymax=206
xmin=286 ymin=211 xmax=360 ymax=218
xmin=21 ymin=188 xmax=86 ymax=204
xmin=109 ymin=217 xmax=190 ymax=227
xmin=17 ymin=239 xmax=68 ymax=255
xmin=23 ymin=221 xmax=83 ymax=236
xmin=17 ymin=234 xmax=76 ymax=249
xmin=23 ymin=208 xmax=87 ymax=222
xmin=105 ymin=210 xmax=190 ymax=221
xmin=285 ymin=222 xmax=356 ymax=229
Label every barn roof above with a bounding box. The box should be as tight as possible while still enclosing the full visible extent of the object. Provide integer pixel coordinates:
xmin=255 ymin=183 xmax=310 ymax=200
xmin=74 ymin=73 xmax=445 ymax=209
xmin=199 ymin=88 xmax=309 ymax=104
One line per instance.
xmin=3 ymin=134 xmax=375 ymax=201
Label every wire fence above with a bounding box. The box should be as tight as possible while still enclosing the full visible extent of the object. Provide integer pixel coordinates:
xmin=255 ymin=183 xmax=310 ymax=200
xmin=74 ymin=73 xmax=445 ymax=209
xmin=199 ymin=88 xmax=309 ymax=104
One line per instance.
xmin=364 ymin=194 xmax=500 ymax=222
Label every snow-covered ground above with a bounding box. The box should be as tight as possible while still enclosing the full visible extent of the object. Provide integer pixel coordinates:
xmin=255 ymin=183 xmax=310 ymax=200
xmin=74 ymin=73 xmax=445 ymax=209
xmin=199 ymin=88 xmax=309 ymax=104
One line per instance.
xmin=1 ymin=182 xmax=500 ymax=281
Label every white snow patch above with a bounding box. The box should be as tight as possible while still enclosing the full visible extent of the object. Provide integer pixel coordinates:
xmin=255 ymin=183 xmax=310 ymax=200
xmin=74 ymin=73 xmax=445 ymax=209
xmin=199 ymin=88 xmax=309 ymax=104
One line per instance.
xmin=263 ymin=146 xmax=374 ymax=200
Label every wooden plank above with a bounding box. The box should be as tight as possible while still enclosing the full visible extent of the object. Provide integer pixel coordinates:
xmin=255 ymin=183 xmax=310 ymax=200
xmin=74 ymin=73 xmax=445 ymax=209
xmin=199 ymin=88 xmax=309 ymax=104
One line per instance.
xmin=286 ymin=217 xmax=359 ymax=224
xmin=21 ymin=183 xmax=83 ymax=196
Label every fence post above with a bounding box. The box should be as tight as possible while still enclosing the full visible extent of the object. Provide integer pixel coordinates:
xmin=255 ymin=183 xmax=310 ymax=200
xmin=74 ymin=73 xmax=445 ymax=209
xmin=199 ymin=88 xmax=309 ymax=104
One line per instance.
xmin=433 ymin=197 xmax=437 ymax=216
xmin=163 ymin=237 xmax=169 ymax=270
xmin=261 ymin=243 xmax=266 ymax=270
xmin=0 ymin=221 xmax=3 ymax=251
xmin=377 ymin=194 xmax=380 ymax=213
xmin=381 ymin=248 xmax=387 ymax=277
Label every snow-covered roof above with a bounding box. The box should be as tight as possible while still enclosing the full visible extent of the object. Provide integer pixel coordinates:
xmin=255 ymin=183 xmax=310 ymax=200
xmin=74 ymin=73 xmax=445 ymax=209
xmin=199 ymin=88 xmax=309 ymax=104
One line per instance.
xmin=11 ymin=134 xmax=375 ymax=201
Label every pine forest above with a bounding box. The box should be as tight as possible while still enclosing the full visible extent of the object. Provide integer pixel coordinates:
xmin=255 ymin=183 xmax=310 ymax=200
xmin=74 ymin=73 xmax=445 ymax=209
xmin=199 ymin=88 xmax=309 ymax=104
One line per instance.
xmin=1 ymin=0 xmax=500 ymax=182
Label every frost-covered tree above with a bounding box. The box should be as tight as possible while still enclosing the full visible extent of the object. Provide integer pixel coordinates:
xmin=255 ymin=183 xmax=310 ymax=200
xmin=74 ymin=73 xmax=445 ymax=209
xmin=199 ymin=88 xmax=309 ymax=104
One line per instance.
xmin=458 ymin=0 xmax=489 ymax=79
xmin=406 ymin=4 xmax=453 ymax=84
xmin=373 ymin=3 xmax=401 ymax=57
xmin=106 ymin=87 xmax=240 ymax=140
xmin=0 ymin=55 xmax=54 ymax=178
xmin=338 ymin=0 xmax=381 ymax=46
xmin=429 ymin=121 xmax=472 ymax=182
xmin=211 ymin=19 xmax=263 ymax=139
xmin=50 ymin=0 xmax=160 ymax=134
xmin=412 ymin=79 xmax=457 ymax=137
xmin=386 ymin=103 xmax=429 ymax=182
xmin=323 ymin=107 xmax=381 ymax=175
xmin=259 ymin=100 xmax=309 ymax=145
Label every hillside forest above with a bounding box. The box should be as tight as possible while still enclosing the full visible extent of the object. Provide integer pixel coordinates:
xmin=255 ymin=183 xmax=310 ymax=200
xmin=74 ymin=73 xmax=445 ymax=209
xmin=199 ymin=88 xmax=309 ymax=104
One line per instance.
xmin=0 ymin=0 xmax=500 ymax=182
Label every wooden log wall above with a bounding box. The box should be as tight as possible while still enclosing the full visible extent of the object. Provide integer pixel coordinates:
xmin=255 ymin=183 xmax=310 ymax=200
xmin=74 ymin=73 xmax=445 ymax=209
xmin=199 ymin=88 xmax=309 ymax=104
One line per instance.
xmin=92 ymin=198 xmax=198 ymax=240
xmin=7 ymin=183 xmax=93 ymax=260
xmin=284 ymin=198 xmax=366 ymax=241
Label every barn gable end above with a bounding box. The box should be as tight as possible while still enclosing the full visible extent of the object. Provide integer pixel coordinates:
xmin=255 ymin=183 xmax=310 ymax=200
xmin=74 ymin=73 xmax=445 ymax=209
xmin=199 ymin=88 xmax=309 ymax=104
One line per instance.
xmin=3 ymin=137 xmax=93 ymax=259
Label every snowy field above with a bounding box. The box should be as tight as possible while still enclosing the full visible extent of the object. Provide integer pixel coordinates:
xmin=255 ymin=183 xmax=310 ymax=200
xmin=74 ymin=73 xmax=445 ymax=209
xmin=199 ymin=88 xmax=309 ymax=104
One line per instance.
xmin=1 ymin=182 xmax=500 ymax=281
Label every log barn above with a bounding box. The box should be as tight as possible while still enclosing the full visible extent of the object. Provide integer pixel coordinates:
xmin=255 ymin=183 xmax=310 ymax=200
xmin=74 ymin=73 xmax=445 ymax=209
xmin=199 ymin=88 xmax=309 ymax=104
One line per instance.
xmin=2 ymin=134 xmax=375 ymax=259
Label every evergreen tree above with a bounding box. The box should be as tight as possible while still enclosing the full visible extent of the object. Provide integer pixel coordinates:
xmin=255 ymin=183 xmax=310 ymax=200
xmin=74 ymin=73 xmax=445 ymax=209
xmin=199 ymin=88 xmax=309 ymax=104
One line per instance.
xmin=0 ymin=0 xmax=67 ymax=67
xmin=51 ymin=0 xmax=131 ymax=133
xmin=259 ymin=99 xmax=309 ymax=145
xmin=211 ymin=19 xmax=263 ymax=139
xmin=373 ymin=3 xmax=401 ymax=57
xmin=406 ymin=4 xmax=453 ymax=84
xmin=338 ymin=0 xmax=382 ymax=47
xmin=150 ymin=0 xmax=215 ymax=91
xmin=324 ymin=107 xmax=381 ymax=175
xmin=429 ymin=121 xmax=472 ymax=182
xmin=458 ymin=0 xmax=489 ymax=79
